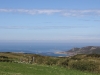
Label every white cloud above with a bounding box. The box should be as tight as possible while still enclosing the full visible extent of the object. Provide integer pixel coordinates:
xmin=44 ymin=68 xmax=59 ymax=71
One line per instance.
xmin=0 ymin=9 xmax=100 ymax=16
xmin=63 ymin=10 xmax=100 ymax=17
xmin=35 ymin=9 xmax=62 ymax=14
xmin=0 ymin=9 xmax=62 ymax=15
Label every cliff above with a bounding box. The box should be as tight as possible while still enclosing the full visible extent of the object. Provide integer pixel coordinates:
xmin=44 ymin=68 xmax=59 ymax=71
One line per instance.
xmin=64 ymin=46 xmax=100 ymax=56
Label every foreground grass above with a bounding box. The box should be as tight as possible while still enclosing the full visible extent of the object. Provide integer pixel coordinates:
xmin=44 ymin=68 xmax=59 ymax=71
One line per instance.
xmin=0 ymin=62 xmax=99 ymax=75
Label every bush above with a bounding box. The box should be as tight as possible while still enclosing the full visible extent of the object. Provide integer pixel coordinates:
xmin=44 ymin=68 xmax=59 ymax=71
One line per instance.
xmin=68 ymin=60 xmax=99 ymax=72
xmin=44 ymin=58 xmax=58 ymax=65
xmin=57 ymin=59 xmax=69 ymax=67
xmin=86 ymin=54 xmax=100 ymax=58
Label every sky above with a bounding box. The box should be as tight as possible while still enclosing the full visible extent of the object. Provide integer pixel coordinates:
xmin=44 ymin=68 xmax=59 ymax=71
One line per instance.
xmin=0 ymin=0 xmax=100 ymax=43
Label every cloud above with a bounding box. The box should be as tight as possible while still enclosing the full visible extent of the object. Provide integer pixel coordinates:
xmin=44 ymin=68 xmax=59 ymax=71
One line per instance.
xmin=0 ymin=9 xmax=62 ymax=15
xmin=0 ymin=25 xmax=90 ymax=30
xmin=0 ymin=9 xmax=100 ymax=17
xmin=62 ymin=10 xmax=100 ymax=17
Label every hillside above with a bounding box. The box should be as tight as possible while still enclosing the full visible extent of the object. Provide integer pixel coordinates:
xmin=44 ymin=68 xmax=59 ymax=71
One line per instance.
xmin=61 ymin=46 xmax=100 ymax=56
xmin=0 ymin=52 xmax=100 ymax=74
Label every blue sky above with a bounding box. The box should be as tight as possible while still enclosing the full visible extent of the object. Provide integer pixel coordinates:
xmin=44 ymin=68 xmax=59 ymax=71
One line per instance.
xmin=0 ymin=0 xmax=100 ymax=43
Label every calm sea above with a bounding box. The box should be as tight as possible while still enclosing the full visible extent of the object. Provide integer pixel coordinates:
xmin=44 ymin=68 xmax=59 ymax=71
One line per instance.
xmin=0 ymin=42 xmax=100 ymax=56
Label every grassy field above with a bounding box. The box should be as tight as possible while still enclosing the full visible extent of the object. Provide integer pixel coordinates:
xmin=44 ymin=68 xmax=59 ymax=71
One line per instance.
xmin=0 ymin=62 xmax=99 ymax=75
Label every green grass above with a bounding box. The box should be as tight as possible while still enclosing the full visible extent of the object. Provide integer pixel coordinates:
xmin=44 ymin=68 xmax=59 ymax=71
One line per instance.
xmin=0 ymin=62 xmax=99 ymax=75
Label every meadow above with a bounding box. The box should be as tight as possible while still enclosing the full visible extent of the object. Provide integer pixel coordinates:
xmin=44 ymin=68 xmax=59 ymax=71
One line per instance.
xmin=0 ymin=62 xmax=99 ymax=75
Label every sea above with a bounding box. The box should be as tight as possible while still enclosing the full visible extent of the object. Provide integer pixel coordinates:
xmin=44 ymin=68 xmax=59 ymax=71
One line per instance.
xmin=0 ymin=42 xmax=100 ymax=57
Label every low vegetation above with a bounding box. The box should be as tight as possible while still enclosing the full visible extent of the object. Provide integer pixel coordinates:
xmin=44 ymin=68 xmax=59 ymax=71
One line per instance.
xmin=0 ymin=52 xmax=100 ymax=74
xmin=0 ymin=62 xmax=99 ymax=75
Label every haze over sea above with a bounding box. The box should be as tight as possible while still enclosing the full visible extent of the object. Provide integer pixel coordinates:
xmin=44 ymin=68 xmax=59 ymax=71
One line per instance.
xmin=0 ymin=42 xmax=100 ymax=54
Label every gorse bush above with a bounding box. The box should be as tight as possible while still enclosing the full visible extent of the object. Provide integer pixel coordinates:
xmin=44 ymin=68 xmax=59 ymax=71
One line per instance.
xmin=57 ymin=58 xmax=69 ymax=67
xmin=44 ymin=58 xmax=58 ymax=65
xmin=33 ymin=55 xmax=59 ymax=65
xmin=0 ymin=55 xmax=14 ymax=62
xmin=86 ymin=54 xmax=100 ymax=58
xmin=68 ymin=60 xmax=99 ymax=72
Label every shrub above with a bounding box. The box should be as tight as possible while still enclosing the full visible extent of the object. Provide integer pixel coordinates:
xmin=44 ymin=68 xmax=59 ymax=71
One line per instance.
xmin=57 ymin=59 xmax=69 ymax=67
xmin=68 ymin=60 xmax=99 ymax=72
xmin=86 ymin=54 xmax=100 ymax=58
xmin=44 ymin=58 xmax=58 ymax=65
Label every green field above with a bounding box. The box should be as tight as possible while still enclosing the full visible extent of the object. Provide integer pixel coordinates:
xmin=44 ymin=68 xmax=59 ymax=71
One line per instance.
xmin=0 ymin=62 xmax=99 ymax=75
